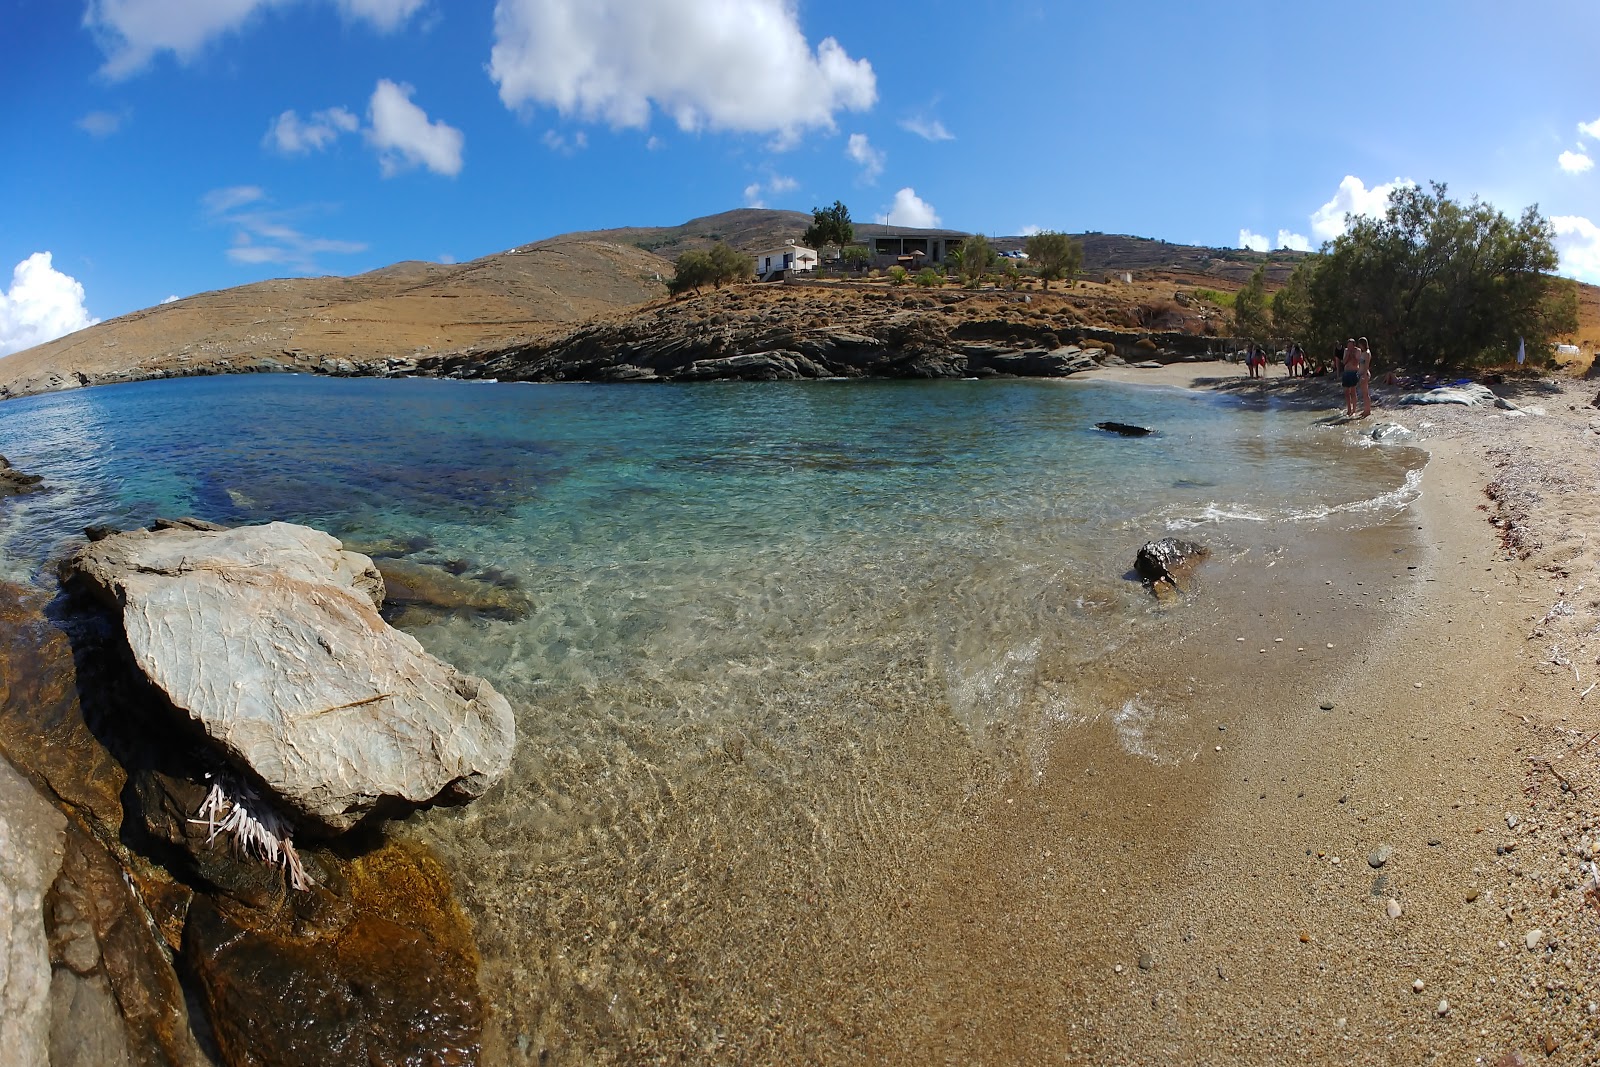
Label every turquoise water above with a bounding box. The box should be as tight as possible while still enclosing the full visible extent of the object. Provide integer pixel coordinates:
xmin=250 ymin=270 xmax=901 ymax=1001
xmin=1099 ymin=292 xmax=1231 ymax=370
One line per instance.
xmin=0 ymin=374 xmax=1426 ymax=1062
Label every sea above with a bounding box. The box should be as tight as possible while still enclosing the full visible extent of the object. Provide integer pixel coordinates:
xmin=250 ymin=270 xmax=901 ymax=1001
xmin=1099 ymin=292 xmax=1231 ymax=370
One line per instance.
xmin=0 ymin=373 xmax=1429 ymax=1062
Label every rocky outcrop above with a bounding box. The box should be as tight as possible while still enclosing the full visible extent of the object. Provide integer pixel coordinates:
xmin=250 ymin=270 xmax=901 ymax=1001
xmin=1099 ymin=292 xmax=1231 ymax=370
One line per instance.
xmin=1096 ymin=421 xmax=1153 ymax=437
xmin=63 ymin=521 xmax=516 ymax=834
xmin=0 ymin=755 xmax=67 ymax=1067
xmin=0 ymin=454 xmax=44 ymax=497
xmin=1134 ymin=538 xmax=1210 ymax=594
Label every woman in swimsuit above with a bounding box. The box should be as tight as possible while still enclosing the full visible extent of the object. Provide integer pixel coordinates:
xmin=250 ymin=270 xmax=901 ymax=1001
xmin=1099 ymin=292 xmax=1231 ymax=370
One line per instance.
xmin=1341 ymin=338 xmax=1362 ymax=417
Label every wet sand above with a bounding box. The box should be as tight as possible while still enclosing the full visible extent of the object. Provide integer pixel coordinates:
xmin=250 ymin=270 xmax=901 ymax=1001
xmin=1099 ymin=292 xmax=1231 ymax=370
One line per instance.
xmin=839 ymin=363 xmax=1600 ymax=1064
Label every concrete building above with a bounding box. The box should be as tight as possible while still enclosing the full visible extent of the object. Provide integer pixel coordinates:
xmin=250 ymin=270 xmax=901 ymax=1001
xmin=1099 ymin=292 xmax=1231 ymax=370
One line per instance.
xmin=752 ymin=242 xmax=817 ymax=278
xmin=851 ymin=224 xmax=970 ymax=269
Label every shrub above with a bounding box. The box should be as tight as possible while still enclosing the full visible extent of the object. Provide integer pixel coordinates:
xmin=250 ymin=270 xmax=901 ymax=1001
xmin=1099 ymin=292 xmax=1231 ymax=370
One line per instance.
xmin=888 ymin=265 xmax=908 ymax=287
xmin=915 ymin=268 xmax=942 ymax=288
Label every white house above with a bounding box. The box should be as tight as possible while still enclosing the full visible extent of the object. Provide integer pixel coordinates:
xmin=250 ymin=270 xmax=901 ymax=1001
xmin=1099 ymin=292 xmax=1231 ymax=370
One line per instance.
xmin=753 ymin=242 xmax=817 ymax=277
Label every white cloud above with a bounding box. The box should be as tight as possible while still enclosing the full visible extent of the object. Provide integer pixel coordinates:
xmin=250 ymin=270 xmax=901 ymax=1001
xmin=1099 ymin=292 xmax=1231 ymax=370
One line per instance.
xmin=0 ymin=253 xmax=99 ymax=357
xmin=333 ymin=0 xmax=425 ymax=31
xmin=1277 ymin=230 xmax=1312 ymax=252
xmin=84 ymin=0 xmax=426 ymax=78
xmin=1019 ymin=224 xmax=1044 ymax=237
xmin=645 ymin=135 xmax=663 ymax=151
xmin=1580 ymin=117 xmax=1600 ymax=140
xmin=202 ymin=185 xmax=265 ymax=213
xmin=202 ymin=186 xmax=367 ymax=273
xmin=367 ymin=79 xmax=464 ymax=177
xmin=1238 ymin=229 xmax=1269 ymax=252
xmin=1552 ymin=215 xmax=1600 ymax=284
xmin=1309 ymin=175 xmax=1415 ymax=242
xmin=846 ymin=133 xmax=884 ymax=183
xmin=742 ymin=174 xmax=797 ymax=207
xmin=900 ymin=115 xmax=953 ymax=142
xmin=161 ymin=294 xmax=180 ymax=303
xmin=77 ymin=109 xmax=129 ymax=137
xmin=265 ymin=106 xmax=358 ymax=154
xmin=541 ymin=129 xmax=588 ymax=154
xmin=488 ymin=0 xmax=876 ymax=141
xmin=875 ymin=187 xmax=939 ymax=228
xmin=1559 ymin=150 xmax=1594 ymax=174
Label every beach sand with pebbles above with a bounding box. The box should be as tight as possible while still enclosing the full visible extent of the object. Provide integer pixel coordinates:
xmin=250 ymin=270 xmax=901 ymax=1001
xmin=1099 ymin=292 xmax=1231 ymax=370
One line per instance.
xmin=839 ymin=360 xmax=1600 ymax=1065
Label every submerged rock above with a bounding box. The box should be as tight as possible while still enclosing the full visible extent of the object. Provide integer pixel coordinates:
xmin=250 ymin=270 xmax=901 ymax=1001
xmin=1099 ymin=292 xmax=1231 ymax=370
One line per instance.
xmin=1134 ymin=538 xmax=1210 ymax=594
xmin=64 ymin=521 xmax=516 ymax=834
xmin=377 ymin=558 xmax=532 ymax=624
xmin=1096 ymin=421 xmax=1154 ymax=437
xmin=186 ymin=838 xmax=483 ymax=1067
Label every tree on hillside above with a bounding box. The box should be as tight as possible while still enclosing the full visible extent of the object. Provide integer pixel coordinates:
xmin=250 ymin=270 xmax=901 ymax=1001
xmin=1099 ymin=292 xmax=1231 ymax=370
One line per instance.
xmin=668 ymin=242 xmax=749 ymax=296
xmin=1271 ymin=258 xmax=1314 ymax=342
xmin=954 ymin=234 xmax=994 ymax=288
xmin=1025 ymin=230 xmax=1084 ymax=290
xmin=1232 ymin=264 xmax=1270 ymax=343
xmin=804 ymin=201 xmax=854 ymax=263
xmin=1306 ymin=182 xmax=1575 ymax=369
xmin=706 ymin=241 xmax=751 ymax=287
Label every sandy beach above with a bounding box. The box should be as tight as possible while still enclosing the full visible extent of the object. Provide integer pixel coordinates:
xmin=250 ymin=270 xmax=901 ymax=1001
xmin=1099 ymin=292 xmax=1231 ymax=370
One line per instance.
xmin=844 ymin=359 xmax=1600 ymax=1064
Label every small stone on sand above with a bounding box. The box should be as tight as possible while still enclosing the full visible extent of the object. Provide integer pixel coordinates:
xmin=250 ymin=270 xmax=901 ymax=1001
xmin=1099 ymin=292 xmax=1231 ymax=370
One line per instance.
xmin=1526 ymin=928 xmax=1544 ymax=951
xmin=1385 ymin=898 xmax=1402 ymax=919
xmin=1436 ymin=999 xmax=1450 ymax=1017
xmin=1412 ymin=978 xmax=1425 ymax=993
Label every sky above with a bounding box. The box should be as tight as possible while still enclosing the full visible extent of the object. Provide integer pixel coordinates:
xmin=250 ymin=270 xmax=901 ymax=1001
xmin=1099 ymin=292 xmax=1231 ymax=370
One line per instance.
xmin=4 ymin=0 xmax=1600 ymax=356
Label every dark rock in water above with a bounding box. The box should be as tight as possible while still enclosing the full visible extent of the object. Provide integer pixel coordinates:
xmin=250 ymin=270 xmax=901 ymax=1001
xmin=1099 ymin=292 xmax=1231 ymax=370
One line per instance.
xmin=377 ymin=558 xmax=533 ymax=624
xmin=1134 ymin=538 xmax=1210 ymax=592
xmin=84 ymin=524 xmax=123 ymax=543
xmin=150 ymin=516 xmax=229 ymax=532
xmin=0 ymin=454 xmax=44 ymax=497
xmin=185 ymin=839 xmax=484 ymax=1067
xmin=1096 ymin=421 xmax=1154 ymax=437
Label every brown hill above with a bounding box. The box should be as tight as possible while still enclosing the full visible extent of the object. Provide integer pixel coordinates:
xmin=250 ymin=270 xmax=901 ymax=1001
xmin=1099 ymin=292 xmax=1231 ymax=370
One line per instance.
xmin=0 ymin=238 xmax=673 ymax=398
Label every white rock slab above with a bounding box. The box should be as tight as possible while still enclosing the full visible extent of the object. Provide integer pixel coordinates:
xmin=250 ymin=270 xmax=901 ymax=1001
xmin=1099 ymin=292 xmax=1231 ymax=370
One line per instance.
xmin=68 ymin=522 xmax=515 ymax=833
xmin=0 ymin=755 xmax=68 ymax=1067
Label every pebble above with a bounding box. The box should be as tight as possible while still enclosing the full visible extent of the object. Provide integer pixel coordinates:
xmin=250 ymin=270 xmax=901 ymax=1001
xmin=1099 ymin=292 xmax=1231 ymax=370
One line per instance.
xmin=1436 ymin=999 xmax=1450 ymax=1018
xmin=1326 ymin=643 xmax=1334 ymax=649
xmin=1320 ymin=702 xmax=1334 ymax=711
xmin=1412 ymin=978 xmax=1425 ymax=993
xmin=1413 ymin=681 xmax=1423 ymax=688
xmin=1385 ymin=898 xmax=1403 ymax=919
xmin=1427 ymin=837 xmax=1441 ymax=847
xmin=1526 ymin=929 xmax=1544 ymax=951
xmin=1215 ymin=745 xmax=1222 ymax=752
xmin=1114 ymin=963 xmax=1124 ymax=974
xmin=1466 ymin=888 xmax=1480 ymax=902
xmin=1274 ymin=637 xmax=1284 ymax=643
xmin=1236 ymin=637 xmax=1245 ymax=642
xmin=1543 ymin=1035 xmax=1558 ymax=1054
xmin=1368 ymin=844 xmax=1393 ymax=869
xmin=1138 ymin=953 xmax=1153 ymax=971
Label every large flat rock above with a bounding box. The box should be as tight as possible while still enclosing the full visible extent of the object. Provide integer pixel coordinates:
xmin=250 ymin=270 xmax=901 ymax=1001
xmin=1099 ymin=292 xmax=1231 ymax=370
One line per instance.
xmin=67 ymin=522 xmax=516 ymax=833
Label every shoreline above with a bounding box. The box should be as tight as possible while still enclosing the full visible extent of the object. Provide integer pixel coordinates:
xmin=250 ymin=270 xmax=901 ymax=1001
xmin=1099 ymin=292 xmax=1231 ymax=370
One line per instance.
xmin=2 ymin=368 xmax=1597 ymax=1064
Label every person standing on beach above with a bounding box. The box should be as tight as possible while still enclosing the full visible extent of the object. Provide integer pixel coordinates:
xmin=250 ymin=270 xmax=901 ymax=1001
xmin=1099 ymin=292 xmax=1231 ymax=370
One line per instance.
xmin=1357 ymin=336 xmax=1374 ymax=417
xmin=1341 ymin=338 xmax=1362 ymax=417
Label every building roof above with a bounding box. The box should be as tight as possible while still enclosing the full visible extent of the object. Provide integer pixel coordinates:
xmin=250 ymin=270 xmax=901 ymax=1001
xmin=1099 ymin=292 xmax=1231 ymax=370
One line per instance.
xmin=853 ymin=223 xmax=971 ymax=240
xmin=752 ymin=243 xmax=816 ymax=257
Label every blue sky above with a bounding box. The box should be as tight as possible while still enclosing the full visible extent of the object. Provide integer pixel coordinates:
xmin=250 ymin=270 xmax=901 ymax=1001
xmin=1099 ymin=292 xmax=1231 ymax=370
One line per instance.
xmin=4 ymin=0 xmax=1599 ymax=355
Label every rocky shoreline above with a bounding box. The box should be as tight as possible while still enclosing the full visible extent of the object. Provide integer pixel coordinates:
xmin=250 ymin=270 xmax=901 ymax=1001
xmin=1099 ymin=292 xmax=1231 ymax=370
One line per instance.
xmin=0 ymin=519 xmax=525 ymax=1066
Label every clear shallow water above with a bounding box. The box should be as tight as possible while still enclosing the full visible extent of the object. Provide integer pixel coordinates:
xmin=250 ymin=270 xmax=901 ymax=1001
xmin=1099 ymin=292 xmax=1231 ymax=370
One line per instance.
xmin=0 ymin=374 xmax=1426 ymax=1061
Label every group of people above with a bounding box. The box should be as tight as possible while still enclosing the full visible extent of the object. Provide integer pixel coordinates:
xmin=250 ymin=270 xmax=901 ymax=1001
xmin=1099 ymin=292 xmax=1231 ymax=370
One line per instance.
xmin=1238 ymin=337 xmax=1374 ymax=418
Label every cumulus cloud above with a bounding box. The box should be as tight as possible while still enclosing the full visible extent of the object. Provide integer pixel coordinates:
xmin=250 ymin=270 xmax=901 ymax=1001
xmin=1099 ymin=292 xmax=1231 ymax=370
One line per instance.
xmin=0 ymin=253 xmax=99 ymax=357
xmin=265 ymin=106 xmax=359 ymax=154
xmin=77 ymin=109 xmax=129 ymax=137
xmin=1580 ymin=117 xmax=1600 ymax=140
xmin=541 ymin=129 xmax=588 ymax=154
xmin=367 ymin=79 xmax=463 ymax=177
xmin=161 ymin=294 xmax=180 ymax=303
xmin=742 ymin=174 xmax=797 ymax=207
xmin=1552 ymin=215 xmax=1600 ymax=284
xmin=202 ymin=186 xmax=367 ymax=273
xmin=1238 ymin=229 xmax=1269 ymax=253
xmin=1277 ymin=230 xmax=1312 ymax=252
xmin=487 ymin=0 xmax=876 ymax=141
xmin=1559 ymin=150 xmax=1594 ymax=174
xmin=1309 ymin=175 xmax=1415 ymax=242
xmin=846 ymin=133 xmax=884 ymax=183
xmin=85 ymin=0 xmax=426 ymax=79
xmin=334 ymin=0 xmax=425 ymax=31
xmin=900 ymin=115 xmax=953 ymax=141
xmin=875 ymin=187 xmax=939 ymax=228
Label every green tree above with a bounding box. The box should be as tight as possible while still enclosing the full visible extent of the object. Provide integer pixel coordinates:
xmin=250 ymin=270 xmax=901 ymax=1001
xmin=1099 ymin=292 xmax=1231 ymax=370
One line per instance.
xmin=1271 ymin=258 xmax=1314 ymax=341
xmin=667 ymin=249 xmax=714 ymax=296
xmin=706 ymin=241 xmax=751 ymax=287
xmin=804 ymin=200 xmax=854 ymax=263
xmin=841 ymin=244 xmax=871 ymax=271
xmin=1307 ymin=182 xmax=1574 ymax=369
xmin=1025 ymin=230 xmax=1084 ymax=290
xmin=1232 ymin=264 xmax=1270 ymax=342
xmin=955 ymin=234 xmax=994 ymax=288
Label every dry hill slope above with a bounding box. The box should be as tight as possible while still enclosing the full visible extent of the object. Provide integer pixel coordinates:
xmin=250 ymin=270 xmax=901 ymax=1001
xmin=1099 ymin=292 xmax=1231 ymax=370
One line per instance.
xmin=0 ymin=238 xmax=672 ymax=398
